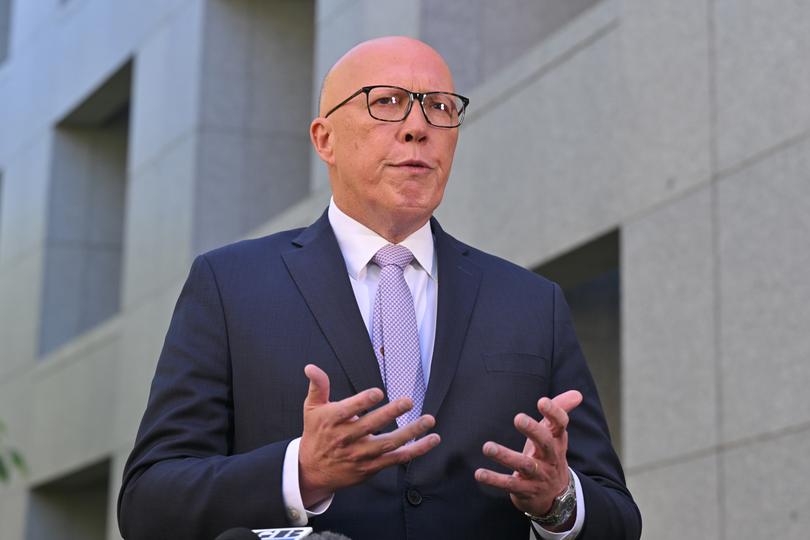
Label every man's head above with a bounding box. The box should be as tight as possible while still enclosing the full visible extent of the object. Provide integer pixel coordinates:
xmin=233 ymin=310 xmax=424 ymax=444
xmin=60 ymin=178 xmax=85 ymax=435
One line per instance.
xmin=310 ymin=36 xmax=464 ymax=243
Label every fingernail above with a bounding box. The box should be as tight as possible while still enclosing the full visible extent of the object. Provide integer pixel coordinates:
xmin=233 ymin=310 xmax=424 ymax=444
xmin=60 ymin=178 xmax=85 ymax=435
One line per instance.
xmin=484 ymin=442 xmax=496 ymax=456
xmin=420 ymin=418 xmax=432 ymax=429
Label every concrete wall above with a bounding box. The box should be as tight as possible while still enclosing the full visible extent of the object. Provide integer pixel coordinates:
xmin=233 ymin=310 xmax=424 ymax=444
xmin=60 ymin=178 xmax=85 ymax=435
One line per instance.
xmin=1 ymin=1 xmax=808 ymax=539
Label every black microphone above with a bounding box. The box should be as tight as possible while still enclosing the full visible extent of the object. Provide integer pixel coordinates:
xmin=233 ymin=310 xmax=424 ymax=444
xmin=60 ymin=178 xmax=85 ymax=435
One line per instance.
xmin=214 ymin=528 xmax=259 ymax=540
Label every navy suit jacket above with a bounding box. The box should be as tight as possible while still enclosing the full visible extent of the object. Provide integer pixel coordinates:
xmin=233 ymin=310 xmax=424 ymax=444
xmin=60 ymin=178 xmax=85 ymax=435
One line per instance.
xmin=118 ymin=212 xmax=641 ymax=540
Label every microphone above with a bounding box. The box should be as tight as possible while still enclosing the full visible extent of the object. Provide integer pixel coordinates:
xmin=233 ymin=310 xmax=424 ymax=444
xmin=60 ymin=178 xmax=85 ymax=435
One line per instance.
xmin=214 ymin=528 xmax=259 ymax=540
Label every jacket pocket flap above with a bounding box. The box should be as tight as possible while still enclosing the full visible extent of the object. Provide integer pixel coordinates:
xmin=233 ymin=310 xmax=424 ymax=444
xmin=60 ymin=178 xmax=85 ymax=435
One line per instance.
xmin=482 ymin=352 xmax=548 ymax=377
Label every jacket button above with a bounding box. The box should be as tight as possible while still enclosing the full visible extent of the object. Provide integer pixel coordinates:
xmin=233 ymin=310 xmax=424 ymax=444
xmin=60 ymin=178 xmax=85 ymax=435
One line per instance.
xmin=406 ymin=488 xmax=423 ymax=506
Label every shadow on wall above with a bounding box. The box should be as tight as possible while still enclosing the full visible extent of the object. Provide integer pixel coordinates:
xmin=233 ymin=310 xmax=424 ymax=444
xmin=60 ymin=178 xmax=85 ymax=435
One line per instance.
xmin=535 ymin=230 xmax=621 ymax=456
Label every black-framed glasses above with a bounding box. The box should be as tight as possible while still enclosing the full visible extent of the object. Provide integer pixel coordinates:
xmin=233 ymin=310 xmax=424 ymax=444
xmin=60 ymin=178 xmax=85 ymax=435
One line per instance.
xmin=324 ymin=85 xmax=470 ymax=128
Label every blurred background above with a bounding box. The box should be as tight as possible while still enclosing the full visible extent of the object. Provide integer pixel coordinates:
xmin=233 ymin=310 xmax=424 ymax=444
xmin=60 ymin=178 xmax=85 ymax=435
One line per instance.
xmin=0 ymin=1 xmax=808 ymax=539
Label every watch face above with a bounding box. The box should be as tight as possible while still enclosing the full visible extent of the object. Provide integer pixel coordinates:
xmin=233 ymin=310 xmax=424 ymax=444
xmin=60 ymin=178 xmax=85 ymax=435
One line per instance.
xmin=538 ymin=486 xmax=576 ymax=525
xmin=527 ymin=475 xmax=577 ymax=526
xmin=561 ymin=494 xmax=576 ymax=512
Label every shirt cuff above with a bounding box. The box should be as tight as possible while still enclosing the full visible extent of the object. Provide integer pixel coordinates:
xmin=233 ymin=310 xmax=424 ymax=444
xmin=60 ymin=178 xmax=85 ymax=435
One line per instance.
xmin=281 ymin=437 xmax=334 ymax=526
xmin=530 ymin=468 xmax=586 ymax=540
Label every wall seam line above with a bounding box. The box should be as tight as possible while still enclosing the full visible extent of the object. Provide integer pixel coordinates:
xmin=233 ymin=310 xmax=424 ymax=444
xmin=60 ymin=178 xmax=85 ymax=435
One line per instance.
xmin=707 ymin=1 xmax=726 ymax=539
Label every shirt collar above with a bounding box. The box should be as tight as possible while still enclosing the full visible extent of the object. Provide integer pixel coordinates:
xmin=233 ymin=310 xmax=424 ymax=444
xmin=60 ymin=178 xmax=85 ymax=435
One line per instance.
xmin=328 ymin=198 xmax=436 ymax=280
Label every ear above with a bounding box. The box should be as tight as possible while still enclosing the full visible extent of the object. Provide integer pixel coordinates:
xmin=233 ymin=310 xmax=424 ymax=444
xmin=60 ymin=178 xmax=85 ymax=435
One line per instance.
xmin=310 ymin=117 xmax=335 ymax=165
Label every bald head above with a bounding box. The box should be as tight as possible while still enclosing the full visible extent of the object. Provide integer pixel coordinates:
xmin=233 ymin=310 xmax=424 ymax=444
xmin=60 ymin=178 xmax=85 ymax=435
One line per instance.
xmin=319 ymin=37 xmax=455 ymax=117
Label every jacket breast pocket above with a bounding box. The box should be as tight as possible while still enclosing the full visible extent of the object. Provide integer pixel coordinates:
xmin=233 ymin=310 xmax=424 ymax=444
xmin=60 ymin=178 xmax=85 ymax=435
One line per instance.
xmin=482 ymin=352 xmax=548 ymax=379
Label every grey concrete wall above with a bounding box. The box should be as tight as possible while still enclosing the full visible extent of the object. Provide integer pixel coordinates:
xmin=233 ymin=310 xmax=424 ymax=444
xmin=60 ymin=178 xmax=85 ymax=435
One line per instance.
xmin=421 ymin=0 xmax=601 ymax=92
xmin=0 ymin=0 xmax=11 ymax=65
xmin=621 ymin=1 xmax=810 ymax=537
xmin=1 ymin=1 xmax=808 ymax=539
xmin=25 ymin=461 xmax=110 ymax=540
xmin=40 ymin=119 xmax=128 ymax=356
xmin=194 ymin=0 xmax=314 ymax=255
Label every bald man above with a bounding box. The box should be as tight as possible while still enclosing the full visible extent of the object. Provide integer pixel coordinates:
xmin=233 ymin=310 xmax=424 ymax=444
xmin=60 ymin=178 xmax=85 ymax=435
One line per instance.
xmin=119 ymin=37 xmax=641 ymax=540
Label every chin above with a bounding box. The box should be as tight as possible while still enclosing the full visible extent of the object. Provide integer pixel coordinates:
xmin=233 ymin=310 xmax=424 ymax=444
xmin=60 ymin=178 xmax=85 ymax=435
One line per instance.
xmin=389 ymin=202 xmax=439 ymax=229
xmin=397 ymin=187 xmax=443 ymax=208
xmin=394 ymin=193 xmax=440 ymax=212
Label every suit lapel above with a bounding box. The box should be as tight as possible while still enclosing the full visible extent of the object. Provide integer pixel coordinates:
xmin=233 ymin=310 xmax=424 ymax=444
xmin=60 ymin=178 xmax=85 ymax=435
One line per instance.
xmin=282 ymin=213 xmax=483 ymax=424
xmin=282 ymin=212 xmax=385 ymax=395
xmin=422 ymin=218 xmax=482 ymax=418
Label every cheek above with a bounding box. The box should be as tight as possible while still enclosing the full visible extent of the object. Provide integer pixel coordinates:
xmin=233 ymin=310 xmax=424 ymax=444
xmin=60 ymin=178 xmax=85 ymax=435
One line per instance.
xmin=438 ymin=140 xmax=458 ymax=184
xmin=334 ymin=120 xmax=373 ymax=159
xmin=343 ymin=131 xmax=386 ymax=174
xmin=444 ymin=135 xmax=459 ymax=166
xmin=433 ymin=179 xmax=449 ymax=204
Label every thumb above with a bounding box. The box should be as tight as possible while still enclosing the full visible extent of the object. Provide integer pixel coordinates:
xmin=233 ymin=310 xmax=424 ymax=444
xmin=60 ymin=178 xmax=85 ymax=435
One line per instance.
xmin=304 ymin=364 xmax=330 ymax=408
xmin=550 ymin=389 xmax=583 ymax=413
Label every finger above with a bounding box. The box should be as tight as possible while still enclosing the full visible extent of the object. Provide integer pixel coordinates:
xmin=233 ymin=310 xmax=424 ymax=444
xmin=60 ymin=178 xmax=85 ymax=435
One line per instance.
xmin=547 ymin=390 xmax=583 ymax=414
xmin=334 ymin=398 xmax=416 ymax=448
xmin=514 ymin=414 xmax=557 ymax=461
xmin=329 ymin=386 xmax=386 ymax=424
xmin=304 ymin=364 xmax=331 ymax=408
xmin=540 ymin=391 xmax=582 ymax=437
xmin=350 ymin=397 xmax=414 ymax=439
xmin=537 ymin=398 xmax=569 ymax=438
xmin=368 ymin=414 xmax=436 ymax=455
xmin=482 ymin=441 xmax=537 ymax=478
xmin=375 ymin=431 xmax=441 ymax=468
xmin=521 ymin=437 xmax=537 ymax=457
xmin=474 ymin=467 xmax=532 ymax=498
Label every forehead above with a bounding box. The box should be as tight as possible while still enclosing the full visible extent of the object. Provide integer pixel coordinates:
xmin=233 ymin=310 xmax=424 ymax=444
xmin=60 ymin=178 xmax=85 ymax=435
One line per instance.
xmin=340 ymin=44 xmax=455 ymax=94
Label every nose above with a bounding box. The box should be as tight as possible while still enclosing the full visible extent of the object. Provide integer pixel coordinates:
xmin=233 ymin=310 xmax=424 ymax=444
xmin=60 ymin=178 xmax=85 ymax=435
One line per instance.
xmin=400 ymin=100 xmax=430 ymax=143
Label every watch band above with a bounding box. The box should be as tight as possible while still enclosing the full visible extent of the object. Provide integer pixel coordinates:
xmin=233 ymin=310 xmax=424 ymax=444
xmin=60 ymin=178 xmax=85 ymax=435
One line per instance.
xmin=525 ymin=471 xmax=576 ymax=528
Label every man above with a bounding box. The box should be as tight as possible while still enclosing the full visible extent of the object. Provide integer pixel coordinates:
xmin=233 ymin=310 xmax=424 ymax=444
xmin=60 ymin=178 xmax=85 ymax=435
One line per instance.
xmin=118 ymin=37 xmax=641 ymax=540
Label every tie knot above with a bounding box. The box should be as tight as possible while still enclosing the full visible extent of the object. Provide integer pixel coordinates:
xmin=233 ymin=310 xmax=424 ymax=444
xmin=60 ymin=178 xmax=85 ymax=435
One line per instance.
xmin=372 ymin=244 xmax=414 ymax=270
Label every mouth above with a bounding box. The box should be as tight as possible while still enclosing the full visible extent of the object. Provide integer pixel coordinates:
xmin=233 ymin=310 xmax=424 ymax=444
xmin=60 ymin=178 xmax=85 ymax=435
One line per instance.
xmin=390 ymin=159 xmax=434 ymax=172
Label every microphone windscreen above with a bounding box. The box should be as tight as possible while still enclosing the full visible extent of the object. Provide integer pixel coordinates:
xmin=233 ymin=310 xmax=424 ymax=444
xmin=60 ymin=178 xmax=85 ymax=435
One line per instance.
xmin=308 ymin=533 xmax=352 ymax=540
xmin=214 ymin=528 xmax=260 ymax=540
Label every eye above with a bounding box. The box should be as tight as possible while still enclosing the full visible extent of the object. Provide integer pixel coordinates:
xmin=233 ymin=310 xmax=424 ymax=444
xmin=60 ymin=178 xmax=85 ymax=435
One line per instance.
xmin=373 ymin=95 xmax=401 ymax=107
xmin=368 ymin=88 xmax=408 ymax=108
xmin=426 ymin=96 xmax=455 ymax=117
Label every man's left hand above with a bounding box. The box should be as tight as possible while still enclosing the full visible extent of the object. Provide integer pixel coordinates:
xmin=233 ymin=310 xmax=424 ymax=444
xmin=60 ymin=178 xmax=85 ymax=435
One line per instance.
xmin=474 ymin=390 xmax=583 ymax=520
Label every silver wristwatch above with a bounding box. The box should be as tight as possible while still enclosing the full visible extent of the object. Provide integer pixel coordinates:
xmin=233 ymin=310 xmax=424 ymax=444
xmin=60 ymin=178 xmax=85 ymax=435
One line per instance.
xmin=525 ymin=471 xmax=576 ymax=528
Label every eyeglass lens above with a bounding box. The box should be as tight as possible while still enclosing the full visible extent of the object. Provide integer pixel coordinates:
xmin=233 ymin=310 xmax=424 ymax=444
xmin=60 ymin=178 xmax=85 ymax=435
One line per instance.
xmin=367 ymin=86 xmax=464 ymax=127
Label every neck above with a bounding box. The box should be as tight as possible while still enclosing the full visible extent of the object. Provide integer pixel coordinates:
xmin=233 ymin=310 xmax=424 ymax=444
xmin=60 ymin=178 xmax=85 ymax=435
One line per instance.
xmin=332 ymin=199 xmax=429 ymax=244
xmin=375 ymin=221 xmax=424 ymax=244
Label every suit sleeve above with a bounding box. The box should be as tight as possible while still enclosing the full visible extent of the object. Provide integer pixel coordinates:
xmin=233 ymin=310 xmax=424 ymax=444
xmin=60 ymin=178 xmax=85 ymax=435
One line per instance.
xmin=549 ymin=283 xmax=642 ymax=539
xmin=118 ymin=255 xmax=292 ymax=540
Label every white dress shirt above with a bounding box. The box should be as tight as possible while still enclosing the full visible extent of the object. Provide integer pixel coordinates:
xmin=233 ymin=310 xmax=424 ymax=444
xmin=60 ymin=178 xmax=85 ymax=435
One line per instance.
xmin=281 ymin=199 xmax=583 ymax=539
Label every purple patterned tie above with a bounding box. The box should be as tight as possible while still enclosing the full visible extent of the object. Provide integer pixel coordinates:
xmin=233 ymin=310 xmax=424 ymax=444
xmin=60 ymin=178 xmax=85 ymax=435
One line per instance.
xmin=371 ymin=244 xmax=426 ymax=427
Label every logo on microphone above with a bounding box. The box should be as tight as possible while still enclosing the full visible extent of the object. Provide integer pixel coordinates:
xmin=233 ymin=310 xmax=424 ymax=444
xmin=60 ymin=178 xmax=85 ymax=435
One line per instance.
xmin=252 ymin=528 xmax=313 ymax=539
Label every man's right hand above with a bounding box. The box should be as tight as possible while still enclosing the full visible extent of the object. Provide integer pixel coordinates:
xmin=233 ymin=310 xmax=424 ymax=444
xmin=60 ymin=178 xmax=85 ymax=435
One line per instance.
xmin=298 ymin=364 xmax=441 ymax=507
